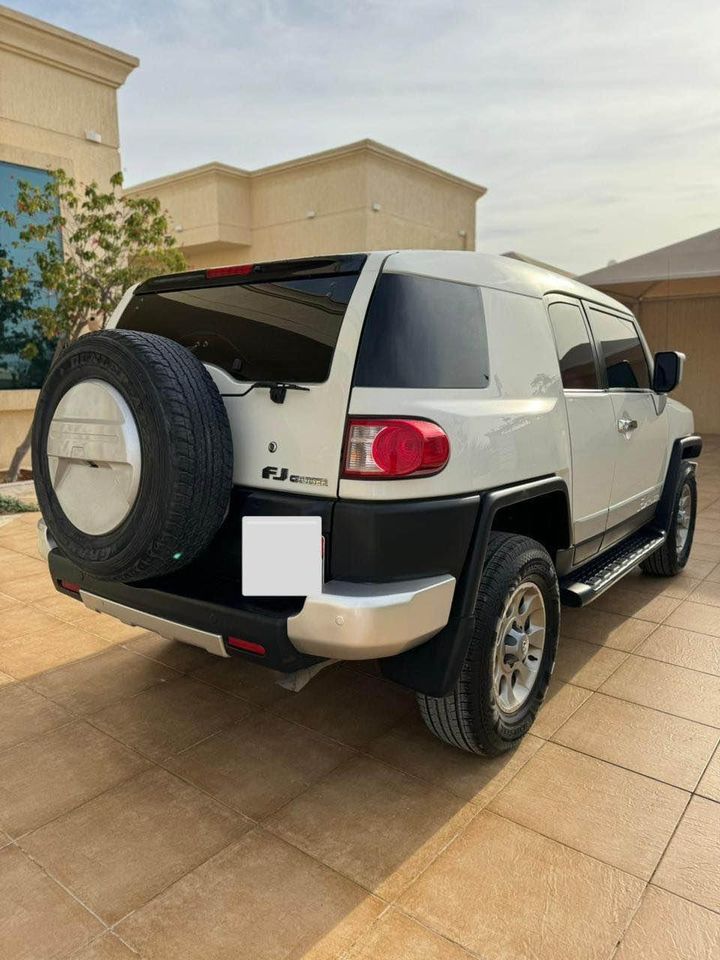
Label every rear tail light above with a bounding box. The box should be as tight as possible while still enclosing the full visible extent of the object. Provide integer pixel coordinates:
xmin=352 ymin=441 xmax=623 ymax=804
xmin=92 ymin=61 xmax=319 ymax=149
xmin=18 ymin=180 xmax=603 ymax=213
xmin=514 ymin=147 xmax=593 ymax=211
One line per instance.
xmin=59 ymin=579 xmax=80 ymax=594
xmin=206 ymin=263 xmax=254 ymax=279
xmin=342 ymin=418 xmax=449 ymax=479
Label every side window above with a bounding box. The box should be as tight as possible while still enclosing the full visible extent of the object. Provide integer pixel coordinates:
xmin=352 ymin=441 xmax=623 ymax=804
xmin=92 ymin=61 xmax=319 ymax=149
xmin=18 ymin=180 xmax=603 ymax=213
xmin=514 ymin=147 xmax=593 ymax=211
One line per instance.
xmin=548 ymin=301 xmax=599 ymax=390
xmin=587 ymin=308 xmax=651 ymax=390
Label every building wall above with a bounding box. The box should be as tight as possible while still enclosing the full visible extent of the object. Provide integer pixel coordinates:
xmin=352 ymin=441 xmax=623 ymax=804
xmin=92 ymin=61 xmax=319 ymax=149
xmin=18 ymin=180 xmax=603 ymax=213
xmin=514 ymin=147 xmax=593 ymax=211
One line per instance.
xmin=637 ymin=297 xmax=720 ymax=434
xmin=0 ymin=5 xmax=138 ymax=471
xmin=128 ymin=141 xmax=485 ymax=271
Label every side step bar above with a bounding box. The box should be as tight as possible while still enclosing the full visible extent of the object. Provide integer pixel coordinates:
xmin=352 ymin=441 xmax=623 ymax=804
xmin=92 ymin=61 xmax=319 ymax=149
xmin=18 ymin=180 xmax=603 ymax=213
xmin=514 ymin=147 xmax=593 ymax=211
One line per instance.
xmin=560 ymin=528 xmax=666 ymax=607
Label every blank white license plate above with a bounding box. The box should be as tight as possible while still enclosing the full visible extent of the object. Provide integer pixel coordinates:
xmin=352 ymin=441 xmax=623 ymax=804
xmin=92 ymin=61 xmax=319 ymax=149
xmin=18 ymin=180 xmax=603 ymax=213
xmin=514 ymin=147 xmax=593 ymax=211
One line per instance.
xmin=241 ymin=516 xmax=323 ymax=597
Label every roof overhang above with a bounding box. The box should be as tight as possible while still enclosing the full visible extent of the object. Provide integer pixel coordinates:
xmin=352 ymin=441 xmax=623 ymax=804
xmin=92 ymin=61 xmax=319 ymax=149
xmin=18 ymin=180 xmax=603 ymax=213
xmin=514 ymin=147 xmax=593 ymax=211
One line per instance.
xmin=0 ymin=4 xmax=138 ymax=87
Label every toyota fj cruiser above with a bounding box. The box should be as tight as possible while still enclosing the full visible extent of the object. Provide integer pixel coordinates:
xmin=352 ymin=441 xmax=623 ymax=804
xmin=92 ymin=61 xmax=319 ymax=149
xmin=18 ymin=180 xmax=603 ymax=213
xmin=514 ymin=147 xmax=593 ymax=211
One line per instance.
xmin=33 ymin=251 xmax=700 ymax=756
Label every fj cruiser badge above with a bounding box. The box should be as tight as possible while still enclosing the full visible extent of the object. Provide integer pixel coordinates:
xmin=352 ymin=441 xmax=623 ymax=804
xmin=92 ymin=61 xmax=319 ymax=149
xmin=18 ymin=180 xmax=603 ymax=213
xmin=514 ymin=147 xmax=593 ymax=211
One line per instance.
xmin=262 ymin=465 xmax=328 ymax=487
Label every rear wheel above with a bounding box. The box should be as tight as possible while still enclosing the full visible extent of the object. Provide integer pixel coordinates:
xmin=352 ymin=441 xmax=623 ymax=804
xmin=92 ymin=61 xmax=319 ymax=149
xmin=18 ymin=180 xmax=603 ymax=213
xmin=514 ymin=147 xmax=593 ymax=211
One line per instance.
xmin=640 ymin=463 xmax=697 ymax=577
xmin=417 ymin=532 xmax=560 ymax=756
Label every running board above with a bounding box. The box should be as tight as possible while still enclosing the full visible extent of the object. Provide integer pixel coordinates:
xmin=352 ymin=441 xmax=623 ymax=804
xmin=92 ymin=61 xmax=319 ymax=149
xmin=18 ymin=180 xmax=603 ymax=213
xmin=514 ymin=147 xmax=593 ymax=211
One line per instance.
xmin=560 ymin=528 xmax=666 ymax=607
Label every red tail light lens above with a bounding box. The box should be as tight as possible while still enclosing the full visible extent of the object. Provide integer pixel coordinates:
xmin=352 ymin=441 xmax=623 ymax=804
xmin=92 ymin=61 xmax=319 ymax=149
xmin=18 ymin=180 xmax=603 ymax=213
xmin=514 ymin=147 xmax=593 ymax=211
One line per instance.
xmin=206 ymin=263 xmax=254 ymax=279
xmin=59 ymin=579 xmax=81 ymax=594
xmin=343 ymin=418 xmax=449 ymax=479
xmin=227 ymin=636 xmax=266 ymax=656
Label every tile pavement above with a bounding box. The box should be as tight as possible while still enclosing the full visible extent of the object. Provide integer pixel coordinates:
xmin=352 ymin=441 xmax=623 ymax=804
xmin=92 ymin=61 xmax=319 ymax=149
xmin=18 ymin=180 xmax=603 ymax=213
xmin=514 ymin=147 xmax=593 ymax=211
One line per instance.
xmin=0 ymin=440 xmax=719 ymax=958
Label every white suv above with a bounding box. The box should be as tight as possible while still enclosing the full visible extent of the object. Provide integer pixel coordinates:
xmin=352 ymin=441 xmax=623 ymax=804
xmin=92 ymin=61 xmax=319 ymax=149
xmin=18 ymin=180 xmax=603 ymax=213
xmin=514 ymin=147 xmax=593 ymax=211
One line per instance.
xmin=33 ymin=251 xmax=700 ymax=755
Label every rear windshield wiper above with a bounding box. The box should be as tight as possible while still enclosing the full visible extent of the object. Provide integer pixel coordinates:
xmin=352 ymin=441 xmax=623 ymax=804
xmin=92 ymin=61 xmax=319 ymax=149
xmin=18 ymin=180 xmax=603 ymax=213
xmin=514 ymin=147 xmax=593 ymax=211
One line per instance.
xmin=234 ymin=381 xmax=311 ymax=404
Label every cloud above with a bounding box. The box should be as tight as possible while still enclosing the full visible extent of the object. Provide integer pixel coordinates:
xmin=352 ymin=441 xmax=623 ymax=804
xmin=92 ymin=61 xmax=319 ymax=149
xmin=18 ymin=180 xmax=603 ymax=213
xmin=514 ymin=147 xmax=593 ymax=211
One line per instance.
xmin=14 ymin=0 xmax=720 ymax=272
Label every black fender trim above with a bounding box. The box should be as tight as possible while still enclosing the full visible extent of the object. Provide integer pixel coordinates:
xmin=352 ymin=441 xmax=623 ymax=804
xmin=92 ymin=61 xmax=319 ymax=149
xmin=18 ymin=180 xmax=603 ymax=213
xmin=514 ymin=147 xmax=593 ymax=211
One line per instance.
xmin=653 ymin=435 xmax=702 ymax=532
xmin=379 ymin=475 xmax=571 ymax=697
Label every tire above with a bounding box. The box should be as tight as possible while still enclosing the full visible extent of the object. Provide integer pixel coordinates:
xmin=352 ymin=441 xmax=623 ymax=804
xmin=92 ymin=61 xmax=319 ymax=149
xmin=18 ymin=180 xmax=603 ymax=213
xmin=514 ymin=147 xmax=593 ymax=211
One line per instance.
xmin=640 ymin=463 xmax=697 ymax=577
xmin=32 ymin=329 xmax=234 ymax=582
xmin=417 ymin=532 xmax=560 ymax=756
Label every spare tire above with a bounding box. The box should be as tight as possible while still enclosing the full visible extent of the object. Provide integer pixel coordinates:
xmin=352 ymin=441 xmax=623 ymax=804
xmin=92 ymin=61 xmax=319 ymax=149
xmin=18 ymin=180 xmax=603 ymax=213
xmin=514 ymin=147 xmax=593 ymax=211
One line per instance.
xmin=32 ymin=329 xmax=234 ymax=582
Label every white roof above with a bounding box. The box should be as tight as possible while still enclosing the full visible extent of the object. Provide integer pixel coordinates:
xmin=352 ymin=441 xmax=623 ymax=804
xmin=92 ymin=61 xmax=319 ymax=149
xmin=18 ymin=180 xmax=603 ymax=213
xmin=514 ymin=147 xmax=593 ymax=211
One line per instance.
xmin=384 ymin=251 xmax=630 ymax=313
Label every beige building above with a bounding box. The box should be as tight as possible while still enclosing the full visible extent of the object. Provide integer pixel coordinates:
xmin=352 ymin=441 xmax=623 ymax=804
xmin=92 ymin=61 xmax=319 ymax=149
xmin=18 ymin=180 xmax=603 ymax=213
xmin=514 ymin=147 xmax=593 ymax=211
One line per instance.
xmin=581 ymin=229 xmax=720 ymax=434
xmin=0 ymin=4 xmax=138 ymax=471
xmin=126 ymin=140 xmax=485 ymax=269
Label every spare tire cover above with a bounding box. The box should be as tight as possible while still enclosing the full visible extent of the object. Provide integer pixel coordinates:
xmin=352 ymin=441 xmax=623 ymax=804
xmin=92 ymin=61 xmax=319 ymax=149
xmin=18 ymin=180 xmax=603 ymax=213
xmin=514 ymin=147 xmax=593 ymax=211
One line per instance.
xmin=32 ymin=329 xmax=234 ymax=582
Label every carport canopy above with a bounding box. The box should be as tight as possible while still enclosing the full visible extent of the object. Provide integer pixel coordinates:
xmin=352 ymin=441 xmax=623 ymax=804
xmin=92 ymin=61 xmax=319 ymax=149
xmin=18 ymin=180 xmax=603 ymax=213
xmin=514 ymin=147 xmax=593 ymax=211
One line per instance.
xmin=580 ymin=227 xmax=720 ymax=302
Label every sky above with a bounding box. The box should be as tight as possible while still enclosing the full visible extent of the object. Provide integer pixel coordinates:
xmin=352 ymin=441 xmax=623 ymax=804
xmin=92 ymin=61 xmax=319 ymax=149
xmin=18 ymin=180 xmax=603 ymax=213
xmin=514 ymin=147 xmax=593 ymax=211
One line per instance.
xmin=15 ymin=0 xmax=720 ymax=274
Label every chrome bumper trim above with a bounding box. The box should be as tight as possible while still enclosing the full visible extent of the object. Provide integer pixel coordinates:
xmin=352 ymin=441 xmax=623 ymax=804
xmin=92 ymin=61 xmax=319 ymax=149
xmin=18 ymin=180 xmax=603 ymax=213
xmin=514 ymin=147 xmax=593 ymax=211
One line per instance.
xmin=37 ymin=518 xmax=56 ymax=562
xmin=287 ymin=574 xmax=456 ymax=660
xmin=79 ymin=592 xmax=229 ymax=658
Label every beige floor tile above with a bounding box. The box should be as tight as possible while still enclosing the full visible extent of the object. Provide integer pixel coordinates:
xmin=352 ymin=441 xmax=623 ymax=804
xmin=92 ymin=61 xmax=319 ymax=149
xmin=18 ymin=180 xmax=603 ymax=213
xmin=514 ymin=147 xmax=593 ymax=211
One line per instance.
xmin=267 ymin=755 xmax=475 ymax=899
xmin=697 ymin=742 xmax=720 ymax=802
xmin=400 ymin=811 xmax=645 ymax=960
xmin=623 ymin=569 xmax=700 ymax=600
xmin=0 ymin=621 xmax=108 ymax=679
xmin=635 ymin=623 xmax=720 ymax=676
xmin=601 ymin=655 xmax=720 ymax=726
xmin=554 ymin=636 xmax=628 ymax=689
xmin=191 ymin=655 xmax=294 ymax=707
xmin=489 ymin=741 xmax=688 ymax=879
xmin=0 ymin=682 xmax=71 ymax=751
xmin=25 ymin=646 xmax=177 ymax=715
xmin=560 ymin=606 xmax=655 ymax=651
xmin=0 ymin=720 xmax=148 ymax=836
xmin=0 ymin=846 xmax=103 ymax=960
xmin=167 ymin=712 xmax=351 ymax=820
xmin=693 ymin=527 xmax=720 ymax=547
xmin=33 ymin=592 xmax=113 ymax=628
xmin=67 ymin=934 xmax=139 ymax=960
xmin=117 ymin=829 xmax=383 ymax=960
xmin=1 ymin=572 xmax=58 ymax=602
xmin=688 ymin=578 xmax=720 ymax=609
xmin=531 ymin=680 xmax=591 ymax=739
xmin=274 ymin=665 xmax=414 ymax=748
xmin=0 ymin=552 xmax=47 ymax=585
xmin=122 ymin=633 xmax=214 ymax=672
xmin=367 ymin=711 xmax=542 ymax=804
xmin=0 ymin=604 xmax=72 ymax=643
xmin=590 ymin=586 xmax=681 ymax=623
xmin=0 ymin=590 xmax=21 ymax=612
xmin=22 ymin=767 xmax=247 ymax=924
xmin=666 ymin=601 xmax=720 ymax=639
xmin=654 ymin=795 xmax=720 ymax=912
xmin=90 ymin=675 xmax=253 ymax=761
xmin=690 ymin=542 xmax=720 ymax=563
xmin=347 ymin=909 xmax=475 ymax=959
xmin=683 ymin=556 xmax=718 ymax=580
xmin=705 ymin=560 xmax=720 ymax=583
xmin=552 ymin=692 xmax=718 ymax=789
xmin=0 ymin=670 xmax=13 ymax=686
xmin=614 ymin=885 xmax=720 ymax=960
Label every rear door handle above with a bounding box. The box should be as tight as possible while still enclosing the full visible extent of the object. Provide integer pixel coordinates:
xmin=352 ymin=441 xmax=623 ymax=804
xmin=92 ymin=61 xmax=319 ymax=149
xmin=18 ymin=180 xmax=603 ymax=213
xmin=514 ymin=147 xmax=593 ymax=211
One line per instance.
xmin=618 ymin=418 xmax=638 ymax=433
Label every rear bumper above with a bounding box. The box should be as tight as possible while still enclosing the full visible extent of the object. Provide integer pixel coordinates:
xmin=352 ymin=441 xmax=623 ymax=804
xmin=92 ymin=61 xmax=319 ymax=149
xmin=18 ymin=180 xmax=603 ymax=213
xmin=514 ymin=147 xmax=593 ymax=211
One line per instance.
xmin=43 ymin=525 xmax=455 ymax=667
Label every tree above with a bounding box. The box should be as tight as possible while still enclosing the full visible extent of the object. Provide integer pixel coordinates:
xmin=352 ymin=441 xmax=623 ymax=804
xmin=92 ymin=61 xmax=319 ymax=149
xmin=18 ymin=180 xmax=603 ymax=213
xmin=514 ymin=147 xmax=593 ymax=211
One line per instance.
xmin=0 ymin=170 xmax=186 ymax=482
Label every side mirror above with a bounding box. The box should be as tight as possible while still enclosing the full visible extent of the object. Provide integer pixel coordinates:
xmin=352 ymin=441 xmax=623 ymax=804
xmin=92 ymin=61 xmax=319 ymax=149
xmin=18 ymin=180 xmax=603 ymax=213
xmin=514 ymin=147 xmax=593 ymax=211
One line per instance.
xmin=652 ymin=351 xmax=685 ymax=393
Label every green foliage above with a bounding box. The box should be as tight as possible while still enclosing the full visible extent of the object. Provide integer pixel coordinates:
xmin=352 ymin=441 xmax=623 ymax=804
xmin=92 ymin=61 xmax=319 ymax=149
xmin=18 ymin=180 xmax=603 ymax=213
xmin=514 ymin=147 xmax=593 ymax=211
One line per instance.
xmin=0 ymin=494 xmax=38 ymax=514
xmin=0 ymin=248 xmax=51 ymax=387
xmin=0 ymin=169 xmax=186 ymax=350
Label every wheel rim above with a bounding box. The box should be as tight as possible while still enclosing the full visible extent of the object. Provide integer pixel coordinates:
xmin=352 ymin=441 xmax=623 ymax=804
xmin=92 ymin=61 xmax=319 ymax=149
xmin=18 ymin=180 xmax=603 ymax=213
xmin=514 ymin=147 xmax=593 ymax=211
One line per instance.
xmin=47 ymin=379 xmax=142 ymax=536
xmin=493 ymin=581 xmax=546 ymax=715
xmin=676 ymin=483 xmax=692 ymax=556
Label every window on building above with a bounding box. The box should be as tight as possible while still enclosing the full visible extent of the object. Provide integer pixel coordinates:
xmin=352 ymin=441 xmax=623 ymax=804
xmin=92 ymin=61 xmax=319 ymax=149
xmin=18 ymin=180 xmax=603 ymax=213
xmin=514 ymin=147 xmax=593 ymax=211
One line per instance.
xmin=0 ymin=161 xmax=60 ymax=389
xmin=587 ymin=308 xmax=651 ymax=390
xmin=548 ymin=301 xmax=599 ymax=389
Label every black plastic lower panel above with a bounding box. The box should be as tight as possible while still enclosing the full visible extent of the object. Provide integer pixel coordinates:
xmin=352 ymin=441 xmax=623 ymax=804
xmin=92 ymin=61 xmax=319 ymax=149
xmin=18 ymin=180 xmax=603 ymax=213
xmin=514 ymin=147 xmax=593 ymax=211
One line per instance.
xmin=48 ymin=552 xmax=319 ymax=673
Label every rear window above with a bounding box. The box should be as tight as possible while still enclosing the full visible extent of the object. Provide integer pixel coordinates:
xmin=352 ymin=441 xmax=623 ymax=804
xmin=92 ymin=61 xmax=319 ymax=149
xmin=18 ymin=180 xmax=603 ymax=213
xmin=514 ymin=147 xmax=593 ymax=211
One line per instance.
xmin=118 ymin=274 xmax=360 ymax=383
xmin=353 ymin=273 xmax=489 ymax=389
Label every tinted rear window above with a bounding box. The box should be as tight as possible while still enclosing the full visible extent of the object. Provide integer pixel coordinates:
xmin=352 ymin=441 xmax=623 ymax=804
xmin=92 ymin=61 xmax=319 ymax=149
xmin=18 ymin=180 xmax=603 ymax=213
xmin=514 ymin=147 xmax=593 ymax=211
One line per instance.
xmin=118 ymin=274 xmax=359 ymax=383
xmin=353 ymin=273 xmax=489 ymax=389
